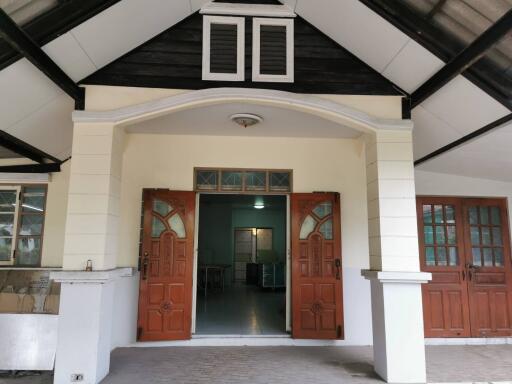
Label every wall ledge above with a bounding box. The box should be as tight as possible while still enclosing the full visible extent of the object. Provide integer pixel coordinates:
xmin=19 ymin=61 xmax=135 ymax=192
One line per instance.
xmin=50 ymin=267 xmax=133 ymax=284
xmin=361 ymin=269 xmax=432 ymax=284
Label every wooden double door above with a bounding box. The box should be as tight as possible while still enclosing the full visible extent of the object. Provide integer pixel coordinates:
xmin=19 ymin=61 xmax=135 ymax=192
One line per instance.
xmin=137 ymin=190 xmax=344 ymax=341
xmin=417 ymin=197 xmax=512 ymax=337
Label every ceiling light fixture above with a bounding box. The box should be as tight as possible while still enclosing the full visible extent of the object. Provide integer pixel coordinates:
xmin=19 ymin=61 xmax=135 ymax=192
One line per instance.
xmin=230 ymin=113 xmax=263 ymax=128
xmin=254 ymin=203 xmax=265 ymax=209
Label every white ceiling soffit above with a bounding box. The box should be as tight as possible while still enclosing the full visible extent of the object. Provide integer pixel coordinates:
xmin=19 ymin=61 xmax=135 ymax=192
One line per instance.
xmin=417 ymin=121 xmax=512 ymax=182
xmin=0 ymin=0 xmax=197 ymax=159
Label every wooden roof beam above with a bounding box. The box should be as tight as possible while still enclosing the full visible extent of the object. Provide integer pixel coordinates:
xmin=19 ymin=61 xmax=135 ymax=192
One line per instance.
xmin=0 ymin=130 xmax=61 ymax=164
xmin=0 ymin=8 xmax=85 ymax=109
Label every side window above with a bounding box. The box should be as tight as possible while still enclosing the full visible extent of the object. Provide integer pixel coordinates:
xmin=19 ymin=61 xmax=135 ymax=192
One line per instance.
xmin=202 ymin=15 xmax=245 ymax=81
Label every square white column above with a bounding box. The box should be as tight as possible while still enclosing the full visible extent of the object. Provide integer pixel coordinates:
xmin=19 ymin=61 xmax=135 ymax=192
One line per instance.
xmin=363 ymin=130 xmax=431 ymax=383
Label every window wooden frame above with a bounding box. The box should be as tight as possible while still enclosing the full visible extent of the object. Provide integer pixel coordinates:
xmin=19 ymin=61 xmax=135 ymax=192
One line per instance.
xmin=202 ymin=15 xmax=245 ymax=82
xmin=252 ymin=17 xmax=294 ymax=83
xmin=194 ymin=167 xmax=293 ymax=194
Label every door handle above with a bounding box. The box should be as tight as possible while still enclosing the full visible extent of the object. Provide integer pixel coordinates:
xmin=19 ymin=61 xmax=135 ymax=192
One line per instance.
xmin=142 ymin=252 xmax=149 ymax=280
xmin=335 ymin=259 xmax=341 ymax=280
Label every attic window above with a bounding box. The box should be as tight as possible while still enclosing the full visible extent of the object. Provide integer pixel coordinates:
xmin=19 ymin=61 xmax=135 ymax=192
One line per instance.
xmin=252 ymin=18 xmax=294 ymax=83
xmin=202 ymin=15 xmax=245 ymax=81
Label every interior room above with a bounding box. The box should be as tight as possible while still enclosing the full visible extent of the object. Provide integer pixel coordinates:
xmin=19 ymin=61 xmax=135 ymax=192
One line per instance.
xmin=195 ymin=194 xmax=287 ymax=335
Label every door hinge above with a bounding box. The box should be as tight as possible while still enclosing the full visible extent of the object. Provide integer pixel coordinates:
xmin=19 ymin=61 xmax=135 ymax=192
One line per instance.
xmin=337 ymin=325 xmax=343 ymax=339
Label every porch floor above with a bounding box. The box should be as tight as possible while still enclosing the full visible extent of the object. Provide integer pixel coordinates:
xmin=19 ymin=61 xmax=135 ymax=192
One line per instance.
xmin=2 ymin=345 xmax=511 ymax=384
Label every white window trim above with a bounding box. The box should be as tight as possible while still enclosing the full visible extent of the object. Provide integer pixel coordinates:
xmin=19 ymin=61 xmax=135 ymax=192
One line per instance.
xmin=0 ymin=186 xmax=21 ymax=266
xmin=252 ymin=17 xmax=294 ymax=83
xmin=202 ymin=15 xmax=245 ymax=82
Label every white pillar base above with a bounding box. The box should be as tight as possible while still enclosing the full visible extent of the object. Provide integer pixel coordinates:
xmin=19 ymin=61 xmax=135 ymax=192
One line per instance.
xmin=362 ymin=270 xmax=431 ymax=384
xmin=50 ymin=268 xmax=133 ymax=384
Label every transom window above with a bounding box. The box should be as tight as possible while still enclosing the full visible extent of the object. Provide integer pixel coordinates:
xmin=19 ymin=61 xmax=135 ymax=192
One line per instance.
xmin=195 ymin=168 xmax=292 ymax=193
xmin=0 ymin=185 xmax=47 ymax=267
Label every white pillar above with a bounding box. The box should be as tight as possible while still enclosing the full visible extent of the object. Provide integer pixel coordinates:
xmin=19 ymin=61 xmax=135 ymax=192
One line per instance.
xmin=53 ymin=122 xmax=127 ymax=384
xmin=362 ymin=130 xmax=431 ymax=384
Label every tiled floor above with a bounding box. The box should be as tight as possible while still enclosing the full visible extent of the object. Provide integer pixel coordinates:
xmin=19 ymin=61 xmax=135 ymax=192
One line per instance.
xmin=195 ymin=284 xmax=286 ymax=335
xmin=2 ymin=345 xmax=512 ymax=383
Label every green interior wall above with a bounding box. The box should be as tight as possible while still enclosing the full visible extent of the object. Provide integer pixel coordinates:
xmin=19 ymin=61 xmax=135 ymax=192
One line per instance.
xmin=198 ymin=195 xmax=286 ymax=286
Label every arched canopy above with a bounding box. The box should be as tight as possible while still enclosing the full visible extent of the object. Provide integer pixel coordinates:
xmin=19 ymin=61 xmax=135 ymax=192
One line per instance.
xmin=72 ymin=88 xmax=412 ymax=134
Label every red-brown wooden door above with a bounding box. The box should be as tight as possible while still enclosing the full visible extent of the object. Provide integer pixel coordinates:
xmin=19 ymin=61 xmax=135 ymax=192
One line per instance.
xmin=137 ymin=190 xmax=195 ymax=341
xmin=417 ymin=197 xmax=471 ymax=337
xmin=291 ymin=193 xmax=343 ymax=339
xmin=418 ymin=197 xmax=512 ymax=338
xmin=463 ymin=198 xmax=512 ymax=337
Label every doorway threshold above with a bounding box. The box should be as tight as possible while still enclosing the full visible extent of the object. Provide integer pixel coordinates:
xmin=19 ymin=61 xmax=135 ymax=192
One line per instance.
xmin=425 ymin=337 xmax=512 ymax=346
xmin=131 ymin=336 xmax=355 ymax=347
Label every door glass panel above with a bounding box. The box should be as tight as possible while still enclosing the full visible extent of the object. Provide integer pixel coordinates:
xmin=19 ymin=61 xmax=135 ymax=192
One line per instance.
xmin=479 ymin=207 xmax=489 ymax=225
xmin=0 ymin=191 xmax=16 ymax=212
xmin=151 ymin=217 xmax=166 ymax=237
xmin=494 ymin=248 xmax=504 ymax=267
xmin=492 ymin=227 xmax=502 ymax=246
xmin=491 ymin=207 xmax=501 ymax=225
xmin=483 ymin=248 xmax=493 ymax=266
xmin=153 ymin=199 xmax=172 ymax=217
xmin=0 ymin=214 xmax=15 ymax=236
xmin=168 ymin=214 xmax=186 ymax=238
xmin=434 ymin=205 xmax=444 ymax=223
xmin=319 ymin=219 xmax=333 ymax=240
xmin=19 ymin=215 xmax=43 ymax=236
xmin=437 ymin=247 xmax=447 ymax=266
xmin=423 ymin=205 xmax=432 ymax=224
xmin=21 ymin=187 xmax=45 ymax=212
xmin=472 ymin=248 xmax=482 ymax=266
xmin=435 ymin=226 xmax=445 ymax=244
xmin=0 ymin=238 xmax=12 ymax=261
xmin=424 ymin=225 xmax=434 ymax=245
xmin=299 ymin=215 xmax=316 ymax=240
xmin=481 ymin=227 xmax=491 ymax=245
xmin=469 ymin=207 xmax=478 ymax=224
xmin=425 ymin=247 xmax=435 ymax=266
xmin=448 ymin=247 xmax=458 ymax=266
xmin=16 ymin=237 xmax=41 ymax=266
xmin=470 ymin=226 xmax=480 ymax=245
xmin=445 ymin=205 xmax=455 ymax=224
xmin=313 ymin=202 xmax=332 ymax=219
xmin=446 ymin=226 xmax=456 ymax=244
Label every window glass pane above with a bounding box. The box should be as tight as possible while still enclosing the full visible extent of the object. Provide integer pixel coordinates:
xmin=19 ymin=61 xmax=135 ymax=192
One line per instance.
xmin=196 ymin=170 xmax=218 ymax=191
xmin=481 ymin=227 xmax=491 ymax=245
xmin=151 ymin=217 xmax=165 ymax=237
xmin=22 ymin=186 xmax=45 ymax=212
xmin=269 ymin=172 xmax=291 ymax=192
xmin=423 ymin=205 xmax=432 ymax=224
xmin=492 ymin=227 xmax=502 ymax=246
xmin=299 ymin=215 xmax=316 ymax=240
xmin=448 ymin=247 xmax=458 ymax=266
xmin=313 ymin=202 xmax=332 ymax=219
xmin=0 ymin=190 xmax=16 ymax=212
xmin=483 ymin=248 xmax=493 ymax=266
xmin=437 ymin=247 xmax=447 ymax=266
xmin=491 ymin=207 xmax=501 ymax=225
xmin=446 ymin=226 xmax=456 ymax=244
xmin=153 ymin=199 xmax=172 ymax=217
xmin=445 ymin=205 xmax=455 ymax=224
xmin=495 ymin=248 xmax=504 ymax=267
xmin=425 ymin=247 xmax=435 ymax=266
xmin=16 ymin=237 xmax=41 ymax=266
xmin=0 ymin=238 xmax=12 ymax=261
xmin=434 ymin=205 xmax=443 ymax=223
xmin=469 ymin=207 xmax=478 ymax=224
xmin=319 ymin=219 xmax=333 ymax=240
xmin=168 ymin=214 xmax=186 ymax=238
xmin=472 ymin=248 xmax=482 ymax=266
xmin=470 ymin=226 xmax=480 ymax=245
xmin=435 ymin=226 xmax=445 ymax=244
xmin=221 ymin=171 xmax=243 ymax=191
xmin=424 ymin=226 xmax=434 ymax=245
xmin=19 ymin=215 xmax=43 ymax=236
xmin=245 ymin=171 xmax=266 ymax=191
xmin=0 ymin=214 xmax=15 ymax=236
xmin=480 ymin=207 xmax=489 ymax=225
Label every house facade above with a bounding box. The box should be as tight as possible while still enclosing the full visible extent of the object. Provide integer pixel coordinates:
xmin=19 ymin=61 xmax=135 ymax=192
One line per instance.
xmin=0 ymin=1 xmax=511 ymax=384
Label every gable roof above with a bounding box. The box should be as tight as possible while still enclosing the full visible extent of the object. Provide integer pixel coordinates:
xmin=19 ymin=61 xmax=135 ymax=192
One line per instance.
xmin=81 ymin=10 xmax=404 ymax=96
